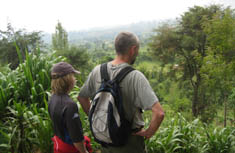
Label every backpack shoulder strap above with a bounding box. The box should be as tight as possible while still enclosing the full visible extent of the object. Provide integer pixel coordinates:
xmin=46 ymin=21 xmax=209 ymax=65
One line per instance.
xmin=114 ymin=66 xmax=135 ymax=84
xmin=100 ymin=63 xmax=109 ymax=82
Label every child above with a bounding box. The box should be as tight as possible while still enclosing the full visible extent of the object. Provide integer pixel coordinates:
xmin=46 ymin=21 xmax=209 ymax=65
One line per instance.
xmin=48 ymin=62 xmax=92 ymax=153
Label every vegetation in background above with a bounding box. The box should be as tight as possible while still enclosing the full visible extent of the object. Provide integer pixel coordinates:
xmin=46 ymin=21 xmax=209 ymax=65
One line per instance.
xmin=0 ymin=47 xmax=63 ymax=152
xmin=51 ymin=22 xmax=94 ymax=85
xmin=146 ymin=113 xmax=235 ymax=153
xmin=0 ymin=23 xmax=43 ymax=69
xmin=149 ymin=5 xmax=235 ymax=125
xmin=0 ymin=4 xmax=234 ymax=153
xmin=52 ymin=21 xmax=69 ymax=51
xmin=201 ymin=8 xmax=235 ymax=126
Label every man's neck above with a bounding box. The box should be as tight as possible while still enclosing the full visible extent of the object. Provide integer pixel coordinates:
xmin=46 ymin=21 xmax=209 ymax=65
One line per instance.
xmin=111 ymin=55 xmax=130 ymax=65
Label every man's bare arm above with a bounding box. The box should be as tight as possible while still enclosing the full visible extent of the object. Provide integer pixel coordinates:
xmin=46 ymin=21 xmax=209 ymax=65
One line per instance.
xmin=77 ymin=96 xmax=90 ymax=116
xmin=135 ymin=102 xmax=164 ymax=139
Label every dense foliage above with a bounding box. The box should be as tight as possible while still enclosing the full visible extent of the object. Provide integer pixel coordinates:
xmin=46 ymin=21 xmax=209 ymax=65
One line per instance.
xmin=0 ymin=4 xmax=234 ymax=153
xmin=0 ymin=48 xmax=63 ymax=152
xmin=0 ymin=23 xmax=43 ymax=69
xmin=146 ymin=114 xmax=235 ymax=153
xmin=149 ymin=5 xmax=235 ymax=123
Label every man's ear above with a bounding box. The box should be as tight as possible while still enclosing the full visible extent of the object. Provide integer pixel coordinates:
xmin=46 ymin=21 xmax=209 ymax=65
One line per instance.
xmin=129 ymin=46 xmax=136 ymax=56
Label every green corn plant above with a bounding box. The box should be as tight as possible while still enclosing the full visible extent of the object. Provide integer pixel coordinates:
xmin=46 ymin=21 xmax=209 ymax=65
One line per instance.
xmin=0 ymin=44 xmax=65 ymax=112
xmin=175 ymin=115 xmax=203 ymax=153
xmin=1 ymin=101 xmax=54 ymax=153
xmin=0 ymin=44 xmax=81 ymax=153
xmin=14 ymin=47 xmax=63 ymax=107
xmin=147 ymin=116 xmax=183 ymax=153
xmin=146 ymin=113 xmax=204 ymax=153
xmin=0 ymin=65 xmax=15 ymax=115
xmin=0 ymin=121 xmax=11 ymax=152
xmin=28 ymin=103 xmax=53 ymax=153
xmin=2 ymin=101 xmax=33 ymax=153
xmin=1 ymin=46 xmax=64 ymax=109
xmin=203 ymin=127 xmax=235 ymax=153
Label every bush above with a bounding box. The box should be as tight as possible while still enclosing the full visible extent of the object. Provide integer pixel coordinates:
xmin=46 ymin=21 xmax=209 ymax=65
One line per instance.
xmin=146 ymin=113 xmax=235 ymax=153
xmin=0 ymin=102 xmax=53 ymax=153
xmin=0 ymin=48 xmax=62 ymax=153
xmin=203 ymin=127 xmax=235 ymax=153
xmin=146 ymin=114 xmax=203 ymax=153
xmin=0 ymin=49 xmax=63 ymax=114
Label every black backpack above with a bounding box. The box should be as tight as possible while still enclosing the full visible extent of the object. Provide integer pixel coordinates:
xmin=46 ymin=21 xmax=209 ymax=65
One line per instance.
xmin=88 ymin=63 xmax=135 ymax=147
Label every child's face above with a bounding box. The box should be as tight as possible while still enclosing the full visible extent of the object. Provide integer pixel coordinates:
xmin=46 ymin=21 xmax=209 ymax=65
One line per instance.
xmin=72 ymin=74 xmax=76 ymax=88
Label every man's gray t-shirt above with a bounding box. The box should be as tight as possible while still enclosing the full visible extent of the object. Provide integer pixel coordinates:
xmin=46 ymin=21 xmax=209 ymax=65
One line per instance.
xmin=79 ymin=62 xmax=159 ymax=128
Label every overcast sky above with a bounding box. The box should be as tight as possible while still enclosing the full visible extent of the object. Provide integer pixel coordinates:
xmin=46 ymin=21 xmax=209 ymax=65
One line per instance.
xmin=0 ymin=0 xmax=234 ymax=33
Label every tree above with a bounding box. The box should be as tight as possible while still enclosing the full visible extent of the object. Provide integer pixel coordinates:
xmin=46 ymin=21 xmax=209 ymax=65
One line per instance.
xmin=51 ymin=21 xmax=93 ymax=83
xmin=55 ymin=45 xmax=93 ymax=85
xmin=149 ymin=5 xmax=222 ymax=117
xmin=52 ymin=21 xmax=68 ymax=51
xmin=201 ymin=8 xmax=235 ymax=126
xmin=0 ymin=23 xmax=43 ymax=69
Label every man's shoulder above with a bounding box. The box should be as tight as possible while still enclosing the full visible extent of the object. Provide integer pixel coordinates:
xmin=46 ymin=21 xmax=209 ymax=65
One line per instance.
xmin=90 ymin=64 xmax=101 ymax=75
xmin=94 ymin=64 xmax=101 ymax=71
xmin=119 ymin=69 xmax=148 ymax=88
xmin=90 ymin=63 xmax=146 ymax=80
xmin=128 ymin=69 xmax=146 ymax=80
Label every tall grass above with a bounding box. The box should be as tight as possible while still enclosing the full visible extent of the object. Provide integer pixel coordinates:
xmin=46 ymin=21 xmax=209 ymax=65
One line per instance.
xmin=0 ymin=46 xmax=234 ymax=153
xmin=0 ymin=48 xmax=63 ymax=114
xmin=0 ymin=102 xmax=53 ymax=153
xmin=0 ymin=48 xmax=63 ymax=153
xmin=203 ymin=127 xmax=235 ymax=153
xmin=146 ymin=113 xmax=235 ymax=153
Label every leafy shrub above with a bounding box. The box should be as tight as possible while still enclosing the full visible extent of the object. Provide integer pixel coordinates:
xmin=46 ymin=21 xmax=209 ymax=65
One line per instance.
xmin=0 ymin=102 xmax=53 ymax=153
xmin=203 ymin=127 xmax=235 ymax=153
xmin=146 ymin=113 xmax=235 ymax=153
xmin=147 ymin=114 xmax=203 ymax=153
xmin=0 ymin=48 xmax=62 ymax=153
xmin=0 ymin=49 xmax=63 ymax=114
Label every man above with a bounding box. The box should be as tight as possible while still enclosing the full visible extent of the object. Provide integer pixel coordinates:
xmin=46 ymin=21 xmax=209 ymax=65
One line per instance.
xmin=78 ymin=32 xmax=164 ymax=153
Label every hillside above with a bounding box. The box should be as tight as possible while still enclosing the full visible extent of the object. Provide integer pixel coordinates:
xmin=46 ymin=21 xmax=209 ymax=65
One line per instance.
xmin=42 ymin=20 xmax=163 ymax=45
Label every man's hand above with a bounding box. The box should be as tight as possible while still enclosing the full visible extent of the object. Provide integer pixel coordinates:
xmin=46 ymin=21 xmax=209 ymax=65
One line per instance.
xmin=135 ymin=102 xmax=164 ymax=139
xmin=134 ymin=129 xmax=152 ymax=139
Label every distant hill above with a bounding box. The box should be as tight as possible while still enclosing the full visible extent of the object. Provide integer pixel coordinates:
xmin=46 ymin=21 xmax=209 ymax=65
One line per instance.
xmin=69 ymin=20 xmax=160 ymax=43
xmin=42 ymin=20 xmax=167 ymax=45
